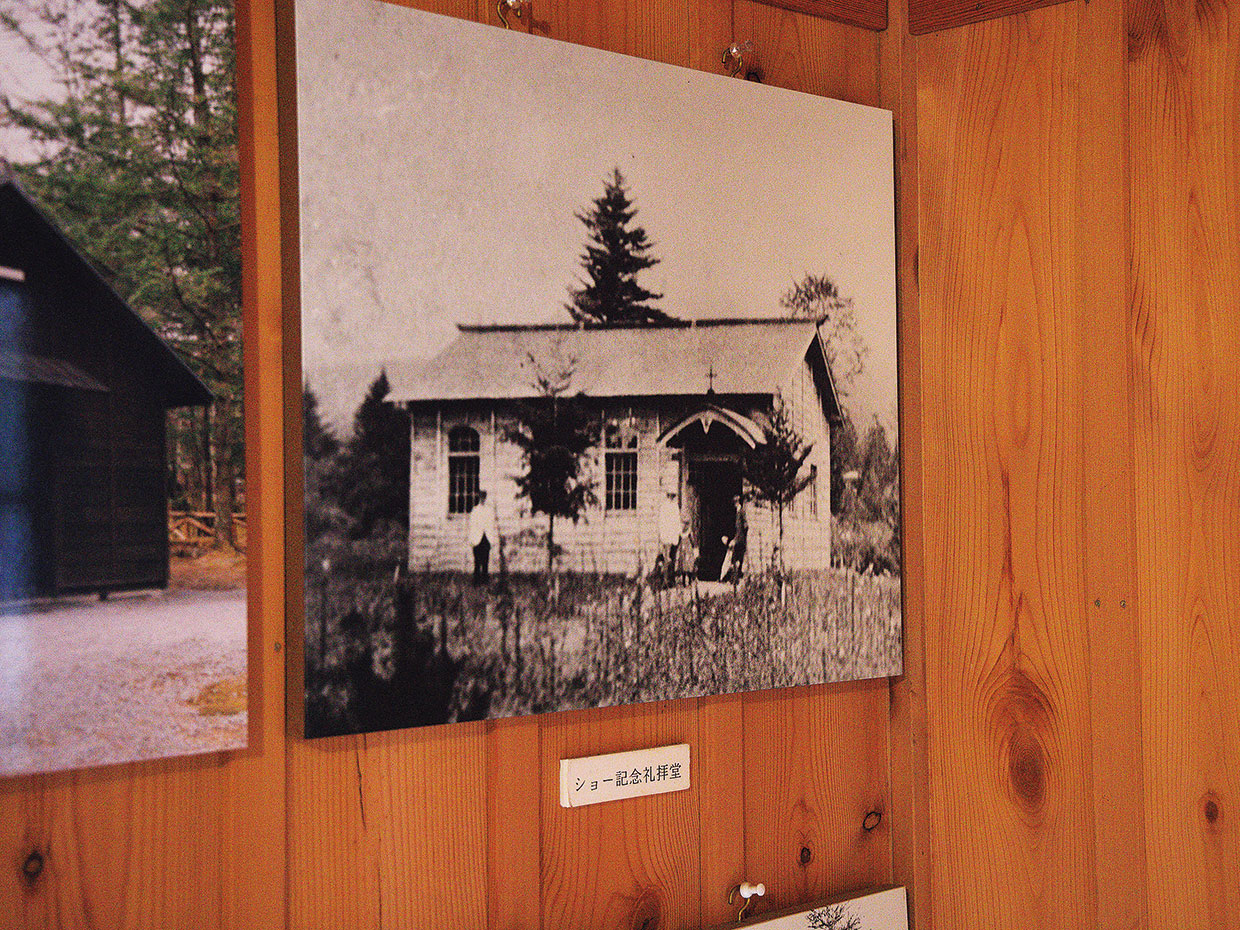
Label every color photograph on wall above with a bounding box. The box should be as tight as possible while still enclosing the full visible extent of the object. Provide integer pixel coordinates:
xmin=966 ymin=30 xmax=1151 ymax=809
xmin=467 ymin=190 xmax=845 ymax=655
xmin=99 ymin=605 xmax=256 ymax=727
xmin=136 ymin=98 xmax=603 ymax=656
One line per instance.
xmin=296 ymin=0 xmax=900 ymax=737
xmin=0 ymin=0 xmax=247 ymax=775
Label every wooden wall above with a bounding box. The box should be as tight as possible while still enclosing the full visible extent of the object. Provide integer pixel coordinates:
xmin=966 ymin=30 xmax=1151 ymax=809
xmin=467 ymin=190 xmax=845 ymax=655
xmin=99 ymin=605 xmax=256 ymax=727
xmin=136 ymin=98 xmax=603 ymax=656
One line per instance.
xmin=915 ymin=0 xmax=1240 ymax=928
xmin=3 ymin=0 xmax=1239 ymax=927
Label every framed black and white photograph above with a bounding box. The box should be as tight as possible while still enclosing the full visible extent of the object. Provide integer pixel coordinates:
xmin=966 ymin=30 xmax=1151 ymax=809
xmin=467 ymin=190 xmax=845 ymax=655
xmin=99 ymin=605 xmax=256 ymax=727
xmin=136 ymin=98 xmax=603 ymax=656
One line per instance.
xmin=296 ymin=0 xmax=900 ymax=737
xmin=1 ymin=0 xmax=247 ymax=774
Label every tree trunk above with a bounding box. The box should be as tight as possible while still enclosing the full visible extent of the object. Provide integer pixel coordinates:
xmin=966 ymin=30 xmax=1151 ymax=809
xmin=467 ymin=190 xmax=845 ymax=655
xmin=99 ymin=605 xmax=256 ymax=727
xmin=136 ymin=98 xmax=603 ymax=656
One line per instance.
xmin=201 ymin=405 xmax=215 ymax=514
xmin=211 ymin=405 xmax=235 ymax=549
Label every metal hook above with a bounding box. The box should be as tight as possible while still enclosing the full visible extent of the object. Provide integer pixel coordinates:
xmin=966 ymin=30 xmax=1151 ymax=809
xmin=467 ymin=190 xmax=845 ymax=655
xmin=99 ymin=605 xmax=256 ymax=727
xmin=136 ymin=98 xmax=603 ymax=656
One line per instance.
xmin=728 ymin=881 xmax=766 ymax=923
xmin=497 ymin=0 xmax=525 ymax=29
xmin=722 ymin=40 xmax=754 ymax=78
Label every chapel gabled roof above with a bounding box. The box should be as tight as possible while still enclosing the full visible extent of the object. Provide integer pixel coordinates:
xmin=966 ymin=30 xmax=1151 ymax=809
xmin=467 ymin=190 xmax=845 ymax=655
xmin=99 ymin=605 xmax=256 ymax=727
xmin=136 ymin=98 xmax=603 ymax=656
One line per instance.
xmin=387 ymin=317 xmax=842 ymax=421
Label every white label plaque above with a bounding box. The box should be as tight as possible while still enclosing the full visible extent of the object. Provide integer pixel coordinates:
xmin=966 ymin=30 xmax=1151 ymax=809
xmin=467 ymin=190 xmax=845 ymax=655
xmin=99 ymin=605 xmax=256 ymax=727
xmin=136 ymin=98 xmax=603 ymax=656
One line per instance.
xmin=559 ymin=743 xmax=690 ymax=808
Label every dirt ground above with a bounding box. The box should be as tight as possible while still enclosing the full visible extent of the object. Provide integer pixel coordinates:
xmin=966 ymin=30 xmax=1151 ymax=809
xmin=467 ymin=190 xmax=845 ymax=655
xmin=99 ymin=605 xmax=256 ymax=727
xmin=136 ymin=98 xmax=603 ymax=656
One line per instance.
xmin=0 ymin=577 xmax=247 ymax=777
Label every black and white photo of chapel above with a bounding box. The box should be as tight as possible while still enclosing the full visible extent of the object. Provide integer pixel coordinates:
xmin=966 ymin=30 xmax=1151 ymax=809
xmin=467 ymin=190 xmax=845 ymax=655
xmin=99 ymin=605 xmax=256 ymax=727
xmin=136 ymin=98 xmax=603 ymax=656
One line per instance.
xmin=298 ymin=1 xmax=901 ymax=735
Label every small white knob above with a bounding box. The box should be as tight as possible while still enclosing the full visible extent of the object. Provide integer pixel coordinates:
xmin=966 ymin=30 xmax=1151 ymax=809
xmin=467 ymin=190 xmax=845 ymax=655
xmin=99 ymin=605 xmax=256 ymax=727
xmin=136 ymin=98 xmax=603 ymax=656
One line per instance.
xmin=739 ymin=881 xmax=766 ymax=899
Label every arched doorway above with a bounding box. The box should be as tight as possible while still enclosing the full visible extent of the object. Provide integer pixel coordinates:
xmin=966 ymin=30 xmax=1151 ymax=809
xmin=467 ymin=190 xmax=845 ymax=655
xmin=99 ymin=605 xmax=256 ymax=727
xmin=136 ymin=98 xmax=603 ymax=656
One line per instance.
xmin=659 ymin=407 xmax=763 ymax=581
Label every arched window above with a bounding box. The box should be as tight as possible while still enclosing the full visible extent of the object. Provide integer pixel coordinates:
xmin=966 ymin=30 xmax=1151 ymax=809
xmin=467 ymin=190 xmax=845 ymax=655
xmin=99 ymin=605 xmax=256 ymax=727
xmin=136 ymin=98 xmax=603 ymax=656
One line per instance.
xmin=447 ymin=426 xmax=480 ymax=514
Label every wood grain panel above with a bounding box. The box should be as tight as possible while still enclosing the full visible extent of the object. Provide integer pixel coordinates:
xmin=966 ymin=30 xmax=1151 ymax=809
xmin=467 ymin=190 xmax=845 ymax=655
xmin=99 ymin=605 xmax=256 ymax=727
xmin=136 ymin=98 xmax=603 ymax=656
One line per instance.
xmin=756 ymin=0 xmax=887 ymax=32
xmin=742 ymin=681 xmax=891 ymax=916
xmin=1128 ymin=0 xmax=1240 ymax=926
xmin=540 ymin=702 xmax=701 ymax=930
xmin=734 ymin=1 xmax=880 ymax=103
xmin=1077 ymin=2 xmax=1148 ymax=929
xmin=535 ymin=0 xmax=698 ymax=63
xmin=879 ymin=0 xmax=930 ymax=925
xmin=909 ymin=0 xmax=1073 ymax=36
xmin=0 ymin=0 xmax=288 ymax=926
xmin=696 ymin=693 xmax=747 ymax=929
xmin=487 ymin=716 xmax=542 ymax=930
xmin=916 ymin=6 xmax=1098 ymax=928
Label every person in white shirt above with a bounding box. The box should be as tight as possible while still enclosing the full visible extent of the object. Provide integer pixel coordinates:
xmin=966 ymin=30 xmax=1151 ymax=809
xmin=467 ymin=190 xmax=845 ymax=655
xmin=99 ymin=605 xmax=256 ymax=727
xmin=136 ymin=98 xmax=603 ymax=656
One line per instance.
xmin=468 ymin=490 xmax=499 ymax=585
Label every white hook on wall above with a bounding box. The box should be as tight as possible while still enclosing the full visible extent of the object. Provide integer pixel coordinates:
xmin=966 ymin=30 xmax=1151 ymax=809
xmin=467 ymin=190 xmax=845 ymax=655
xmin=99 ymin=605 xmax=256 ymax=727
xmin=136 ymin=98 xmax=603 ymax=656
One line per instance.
xmin=728 ymin=880 xmax=766 ymax=921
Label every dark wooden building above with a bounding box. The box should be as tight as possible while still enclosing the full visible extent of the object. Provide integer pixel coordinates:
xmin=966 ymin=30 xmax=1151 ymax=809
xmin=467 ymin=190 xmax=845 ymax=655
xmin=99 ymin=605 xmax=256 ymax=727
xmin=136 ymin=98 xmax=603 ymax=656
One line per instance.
xmin=0 ymin=164 xmax=211 ymax=598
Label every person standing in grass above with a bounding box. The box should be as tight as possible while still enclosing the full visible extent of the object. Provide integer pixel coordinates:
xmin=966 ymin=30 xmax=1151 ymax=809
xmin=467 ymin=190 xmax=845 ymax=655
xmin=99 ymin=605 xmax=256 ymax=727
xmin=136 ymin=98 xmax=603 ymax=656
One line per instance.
xmin=469 ymin=490 xmax=500 ymax=585
xmin=722 ymin=494 xmax=748 ymax=584
xmin=658 ymin=488 xmax=683 ymax=587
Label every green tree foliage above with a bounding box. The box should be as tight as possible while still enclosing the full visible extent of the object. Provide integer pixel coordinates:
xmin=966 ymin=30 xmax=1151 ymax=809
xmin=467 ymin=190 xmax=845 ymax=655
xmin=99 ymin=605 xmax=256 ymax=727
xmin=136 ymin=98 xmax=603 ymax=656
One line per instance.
xmin=1 ymin=0 xmax=241 ymax=545
xmin=506 ymin=353 xmax=597 ymax=578
xmin=334 ymin=371 xmax=410 ymax=540
xmin=744 ymin=396 xmax=814 ymax=568
xmin=567 ymin=167 xmax=673 ymax=325
xmin=780 ymin=272 xmax=867 ymax=395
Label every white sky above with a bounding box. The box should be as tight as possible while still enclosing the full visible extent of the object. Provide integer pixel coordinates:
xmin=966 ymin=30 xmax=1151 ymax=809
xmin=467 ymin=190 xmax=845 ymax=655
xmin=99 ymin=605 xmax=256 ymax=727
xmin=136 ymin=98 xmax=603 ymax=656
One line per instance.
xmin=297 ymin=0 xmax=897 ymax=431
xmin=309 ymin=0 xmax=896 ymax=434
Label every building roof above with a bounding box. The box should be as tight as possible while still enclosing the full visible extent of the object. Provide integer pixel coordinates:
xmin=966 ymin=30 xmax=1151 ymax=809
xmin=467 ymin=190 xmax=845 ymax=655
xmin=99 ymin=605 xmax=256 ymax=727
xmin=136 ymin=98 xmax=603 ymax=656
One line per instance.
xmin=0 ymin=351 xmax=109 ymax=392
xmin=0 ymin=162 xmax=212 ymax=408
xmin=388 ymin=318 xmax=842 ymax=419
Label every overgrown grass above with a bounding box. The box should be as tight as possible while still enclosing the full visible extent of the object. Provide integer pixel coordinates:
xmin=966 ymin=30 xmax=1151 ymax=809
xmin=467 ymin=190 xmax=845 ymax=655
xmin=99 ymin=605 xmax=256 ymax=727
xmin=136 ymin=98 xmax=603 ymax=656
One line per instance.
xmin=304 ymin=552 xmax=900 ymax=735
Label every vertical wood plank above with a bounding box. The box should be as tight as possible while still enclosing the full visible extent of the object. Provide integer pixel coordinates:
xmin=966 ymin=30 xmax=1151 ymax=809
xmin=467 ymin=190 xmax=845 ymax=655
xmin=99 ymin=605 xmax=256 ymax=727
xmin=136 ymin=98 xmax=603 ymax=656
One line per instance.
xmin=488 ymin=716 xmax=542 ymax=930
xmin=1076 ymin=2 xmax=1149 ymax=929
xmin=696 ymin=693 xmax=747 ymax=928
xmin=916 ymin=6 xmax=1098 ymax=928
xmin=733 ymin=1 xmax=880 ymax=105
xmin=536 ymin=0 xmax=694 ymax=64
xmin=1128 ymin=0 xmax=1240 ymax=925
xmin=540 ymin=702 xmax=701 ymax=930
xmin=879 ymin=0 xmax=931 ymax=925
xmin=742 ymin=681 xmax=891 ymax=913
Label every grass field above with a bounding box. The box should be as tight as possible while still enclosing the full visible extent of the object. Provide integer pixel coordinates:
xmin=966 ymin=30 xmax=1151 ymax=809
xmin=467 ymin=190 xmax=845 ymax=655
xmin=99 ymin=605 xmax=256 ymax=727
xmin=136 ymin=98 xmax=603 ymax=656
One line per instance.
xmin=304 ymin=555 xmax=901 ymax=735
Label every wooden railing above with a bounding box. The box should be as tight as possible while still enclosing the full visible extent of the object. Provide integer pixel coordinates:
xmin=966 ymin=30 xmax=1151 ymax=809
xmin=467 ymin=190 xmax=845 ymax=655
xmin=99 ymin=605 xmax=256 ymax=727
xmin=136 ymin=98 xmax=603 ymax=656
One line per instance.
xmin=168 ymin=511 xmax=247 ymax=552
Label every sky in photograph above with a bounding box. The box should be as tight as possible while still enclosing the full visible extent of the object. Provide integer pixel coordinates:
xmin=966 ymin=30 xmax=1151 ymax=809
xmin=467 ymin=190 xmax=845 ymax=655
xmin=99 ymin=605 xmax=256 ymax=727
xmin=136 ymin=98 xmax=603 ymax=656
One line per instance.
xmin=296 ymin=0 xmax=898 ymax=435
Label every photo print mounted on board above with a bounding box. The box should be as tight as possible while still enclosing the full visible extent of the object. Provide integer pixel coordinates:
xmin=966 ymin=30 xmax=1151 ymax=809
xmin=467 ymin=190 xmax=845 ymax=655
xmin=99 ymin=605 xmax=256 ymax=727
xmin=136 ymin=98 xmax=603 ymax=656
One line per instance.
xmin=714 ymin=886 xmax=909 ymax=930
xmin=295 ymin=0 xmax=900 ymax=737
xmin=0 ymin=1 xmax=247 ymax=775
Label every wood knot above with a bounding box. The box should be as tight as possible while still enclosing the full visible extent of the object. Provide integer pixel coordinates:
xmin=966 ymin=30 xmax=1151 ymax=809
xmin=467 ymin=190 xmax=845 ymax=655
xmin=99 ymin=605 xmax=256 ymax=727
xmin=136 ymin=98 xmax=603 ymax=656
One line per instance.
xmin=630 ymin=886 xmax=661 ymax=930
xmin=1007 ymin=725 xmax=1047 ymax=811
xmin=862 ymin=810 xmax=883 ymax=832
xmin=1202 ymin=792 xmax=1222 ymax=832
xmin=21 ymin=850 xmax=45 ymax=886
xmin=990 ymin=669 xmax=1053 ymax=818
xmin=799 ymin=845 xmax=813 ymax=866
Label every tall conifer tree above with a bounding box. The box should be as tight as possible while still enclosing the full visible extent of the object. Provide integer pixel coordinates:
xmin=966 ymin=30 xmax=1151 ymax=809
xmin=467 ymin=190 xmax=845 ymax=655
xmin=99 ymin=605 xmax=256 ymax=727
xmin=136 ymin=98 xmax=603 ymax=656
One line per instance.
xmin=567 ymin=168 xmax=672 ymax=324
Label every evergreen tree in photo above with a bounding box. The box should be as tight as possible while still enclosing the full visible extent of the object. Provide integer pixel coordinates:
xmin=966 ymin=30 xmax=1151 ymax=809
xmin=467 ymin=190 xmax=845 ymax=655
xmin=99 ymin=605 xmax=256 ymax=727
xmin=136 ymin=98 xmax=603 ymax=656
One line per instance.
xmin=335 ymin=371 xmax=411 ymax=540
xmin=567 ymin=167 xmax=673 ymax=325
xmin=744 ymin=396 xmax=815 ymax=571
xmin=2 ymin=0 xmax=242 ymax=547
xmin=780 ymin=272 xmax=868 ymax=396
xmin=302 ymin=385 xmax=346 ymax=547
xmin=507 ymin=353 xmax=597 ymax=583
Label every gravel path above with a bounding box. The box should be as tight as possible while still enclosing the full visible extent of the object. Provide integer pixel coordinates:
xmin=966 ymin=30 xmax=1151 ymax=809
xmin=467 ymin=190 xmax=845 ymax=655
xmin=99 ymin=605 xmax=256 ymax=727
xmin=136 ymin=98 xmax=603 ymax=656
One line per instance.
xmin=0 ymin=589 xmax=246 ymax=776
